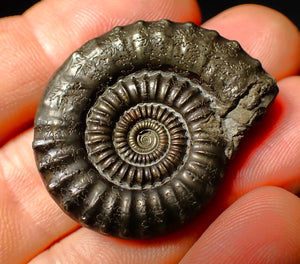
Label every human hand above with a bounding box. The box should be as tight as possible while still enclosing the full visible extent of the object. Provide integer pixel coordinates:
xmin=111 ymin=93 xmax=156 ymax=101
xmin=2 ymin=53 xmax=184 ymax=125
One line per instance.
xmin=0 ymin=1 xmax=300 ymax=263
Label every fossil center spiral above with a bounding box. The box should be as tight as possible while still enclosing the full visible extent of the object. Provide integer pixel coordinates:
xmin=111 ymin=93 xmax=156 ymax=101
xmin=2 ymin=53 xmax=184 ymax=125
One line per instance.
xmin=113 ymin=104 xmax=181 ymax=169
xmin=129 ymin=122 xmax=160 ymax=154
xmin=122 ymin=119 xmax=167 ymax=156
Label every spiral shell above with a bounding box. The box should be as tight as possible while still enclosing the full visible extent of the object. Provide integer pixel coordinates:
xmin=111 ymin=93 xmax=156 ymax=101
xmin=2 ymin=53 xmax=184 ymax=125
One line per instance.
xmin=33 ymin=20 xmax=278 ymax=239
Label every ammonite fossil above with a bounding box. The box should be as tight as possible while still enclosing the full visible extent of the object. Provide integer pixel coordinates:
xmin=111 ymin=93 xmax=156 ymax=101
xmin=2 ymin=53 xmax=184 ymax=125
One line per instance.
xmin=33 ymin=20 xmax=278 ymax=239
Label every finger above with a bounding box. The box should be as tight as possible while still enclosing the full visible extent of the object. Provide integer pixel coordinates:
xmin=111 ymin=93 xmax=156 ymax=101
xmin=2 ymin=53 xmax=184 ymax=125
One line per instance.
xmin=202 ymin=4 xmax=300 ymax=80
xmin=0 ymin=0 xmax=201 ymax=145
xmin=29 ymin=227 xmax=196 ymax=264
xmin=223 ymin=76 xmax=300 ymax=202
xmin=180 ymin=187 xmax=300 ymax=264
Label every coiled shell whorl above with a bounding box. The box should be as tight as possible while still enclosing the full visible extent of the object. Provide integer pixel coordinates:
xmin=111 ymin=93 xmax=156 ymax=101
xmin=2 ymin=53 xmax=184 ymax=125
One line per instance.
xmin=33 ymin=20 xmax=278 ymax=239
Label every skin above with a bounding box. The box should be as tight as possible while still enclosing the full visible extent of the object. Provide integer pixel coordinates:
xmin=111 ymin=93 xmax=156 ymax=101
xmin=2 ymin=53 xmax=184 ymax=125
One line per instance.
xmin=0 ymin=0 xmax=299 ymax=263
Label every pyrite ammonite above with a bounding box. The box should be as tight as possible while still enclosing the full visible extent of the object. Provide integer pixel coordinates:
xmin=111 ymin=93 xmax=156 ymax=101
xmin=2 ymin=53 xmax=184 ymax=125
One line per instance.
xmin=33 ymin=20 xmax=278 ymax=239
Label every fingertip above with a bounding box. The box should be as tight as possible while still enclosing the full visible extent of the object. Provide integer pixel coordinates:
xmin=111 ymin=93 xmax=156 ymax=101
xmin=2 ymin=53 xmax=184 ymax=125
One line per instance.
xmin=181 ymin=186 xmax=300 ymax=264
xmin=278 ymin=75 xmax=300 ymax=91
xmin=23 ymin=0 xmax=201 ymax=66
